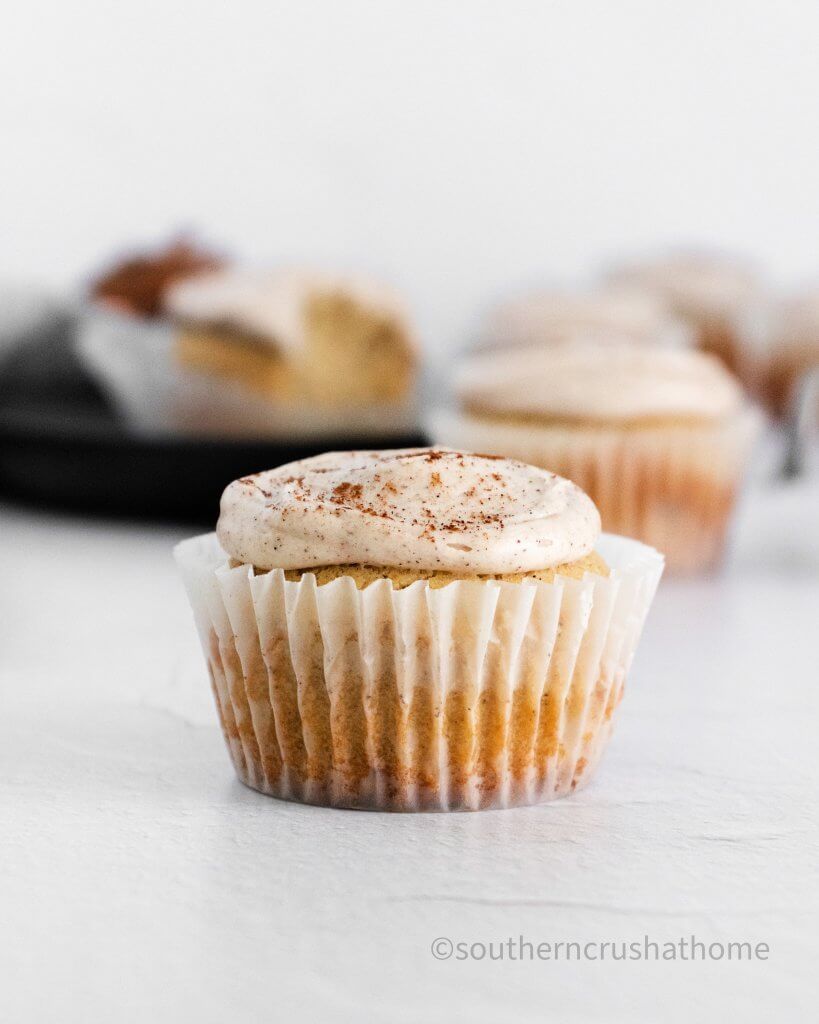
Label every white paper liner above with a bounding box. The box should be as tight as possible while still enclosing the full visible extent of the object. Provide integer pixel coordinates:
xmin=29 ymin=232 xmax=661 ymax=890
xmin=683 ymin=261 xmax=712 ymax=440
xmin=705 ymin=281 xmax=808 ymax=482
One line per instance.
xmin=75 ymin=306 xmax=419 ymax=440
xmin=175 ymin=533 xmax=663 ymax=811
xmin=430 ymin=406 xmax=762 ymax=574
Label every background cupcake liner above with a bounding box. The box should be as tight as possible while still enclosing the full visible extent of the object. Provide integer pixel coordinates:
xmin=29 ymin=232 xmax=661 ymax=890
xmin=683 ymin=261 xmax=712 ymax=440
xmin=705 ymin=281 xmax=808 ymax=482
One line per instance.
xmin=430 ymin=407 xmax=762 ymax=574
xmin=175 ymin=533 xmax=663 ymax=812
xmin=75 ymin=306 xmax=419 ymax=440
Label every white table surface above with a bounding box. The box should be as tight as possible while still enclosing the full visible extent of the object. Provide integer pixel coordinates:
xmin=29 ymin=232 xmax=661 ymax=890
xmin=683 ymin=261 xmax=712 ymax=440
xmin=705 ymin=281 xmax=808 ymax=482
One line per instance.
xmin=2 ymin=470 xmax=818 ymax=1024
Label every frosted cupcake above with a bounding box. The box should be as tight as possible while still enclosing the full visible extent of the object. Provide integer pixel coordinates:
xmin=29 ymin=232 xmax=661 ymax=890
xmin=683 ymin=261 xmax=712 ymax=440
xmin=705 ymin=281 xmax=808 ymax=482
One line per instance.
xmin=175 ymin=449 xmax=663 ymax=811
xmin=166 ymin=267 xmax=417 ymax=409
xmin=433 ymin=345 xmax=761 ymax=573
xmin=479 ymin=285 xmax=693 ymax=352
xmin=78 ymin=266 xmax=418 ymax=439
xmin=607 ymin=251 xmax=767 ymax=385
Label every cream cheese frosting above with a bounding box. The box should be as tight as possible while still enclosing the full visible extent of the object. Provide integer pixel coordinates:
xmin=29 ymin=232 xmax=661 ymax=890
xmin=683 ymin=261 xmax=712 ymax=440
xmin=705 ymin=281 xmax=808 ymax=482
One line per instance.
xmin=165 ymin=268 xmax=412 ymax=353
xmin=608 ymin=252 xmax=762 ymax=319
xmin=481 ymin=286 xmax=693 ymax=350
xmin=216 ymin=448 xmax=600 ymax=573
xmin=457 ymin=343 xmax=744 ymax=422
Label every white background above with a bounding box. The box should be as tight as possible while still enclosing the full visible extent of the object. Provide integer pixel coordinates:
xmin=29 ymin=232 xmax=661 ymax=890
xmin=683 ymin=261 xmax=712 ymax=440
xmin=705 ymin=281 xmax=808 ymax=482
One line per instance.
xmin=2 ymin=0 xmax=819 ymax=351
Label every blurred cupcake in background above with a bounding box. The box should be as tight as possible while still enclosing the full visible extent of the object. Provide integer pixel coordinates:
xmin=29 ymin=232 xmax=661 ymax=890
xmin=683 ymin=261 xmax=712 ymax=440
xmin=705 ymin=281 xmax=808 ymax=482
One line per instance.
xmin=77 ymin=252 xmax=418 ymax=439
xmin=606 ymin=250 xmax=768 ymax=388
xmin=431 ymin=343 xmax=761 ymax=573
xmin=478 ymin=284 xmax=693 ymax=352
xmin=762 ymin=286 xmax=819 ymax=417
xmin=88 ymin=236 xmax=225 ymax=319
xmin=166 ymin=268 xmax=416 ymax=410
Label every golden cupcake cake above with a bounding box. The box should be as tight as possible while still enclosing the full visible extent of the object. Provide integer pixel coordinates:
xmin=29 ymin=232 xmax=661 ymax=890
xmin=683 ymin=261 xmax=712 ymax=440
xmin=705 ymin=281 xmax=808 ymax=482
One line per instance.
xmin=434 ymin=345 xmax=761 ymax=573
xmin=175 ymin=449 xmax=663 ymax=811
xmin=607 ymin=251 xmax=766 ymax=384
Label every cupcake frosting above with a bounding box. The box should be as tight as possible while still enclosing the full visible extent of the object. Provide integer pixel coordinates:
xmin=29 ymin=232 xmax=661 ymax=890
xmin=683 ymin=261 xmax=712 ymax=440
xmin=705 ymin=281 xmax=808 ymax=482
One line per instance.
xmin=216 ymin=448 xmax=600 ymax=573
xmin=609 ymin=253 xmax=761 ymax=319
xmin=458 ymin=343 xmax=744 ymax=422
xmin=166 ymin=268 xmax=411 ymax=353
xmin=481 ymin=286 xmax=693 ymax=350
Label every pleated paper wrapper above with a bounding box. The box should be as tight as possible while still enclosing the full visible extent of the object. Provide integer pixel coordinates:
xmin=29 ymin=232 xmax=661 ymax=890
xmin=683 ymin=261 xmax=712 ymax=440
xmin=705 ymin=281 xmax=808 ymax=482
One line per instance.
xmin=175 ymin=533 xmax=663 ymax=812
xmin=430 ymin=407 xmax=761 ymax=574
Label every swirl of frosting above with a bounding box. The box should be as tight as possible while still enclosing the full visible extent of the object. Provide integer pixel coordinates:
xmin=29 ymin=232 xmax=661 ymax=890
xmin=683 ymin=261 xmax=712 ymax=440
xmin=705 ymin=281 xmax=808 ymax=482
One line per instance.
xmin=481 ymin=286 xmax=693 ymax=351
xmin=457 ymin=343 xmax=743 ymax=422
xmin=216 ymin=448 xmax=600 ymax=573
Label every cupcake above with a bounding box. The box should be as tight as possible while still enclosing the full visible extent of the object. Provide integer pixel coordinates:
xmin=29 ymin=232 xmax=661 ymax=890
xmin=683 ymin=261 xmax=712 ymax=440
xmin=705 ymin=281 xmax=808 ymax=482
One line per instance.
xmin=763 ymin=287 xmax=819 ymax=416
xmin=433 ymin=345 xmax=761 ymax=574
xmin=606 ymin=251 xmax=767 ymax=385
xmin=78 ymin=264 xmax=419 ymax=439
xmin=175 ymin=449 xmax=663 ymax=811
xmin=165 ymin=268 xmax=417 ymax=409
xmin=479 ymin=285 xmax=693 ymax=352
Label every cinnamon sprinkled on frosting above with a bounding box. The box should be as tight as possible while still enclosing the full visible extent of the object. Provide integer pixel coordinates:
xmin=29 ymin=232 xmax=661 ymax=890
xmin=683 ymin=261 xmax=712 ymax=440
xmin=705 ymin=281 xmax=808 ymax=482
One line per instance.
xmin=216 ymin=448 xmax=600 ymax=573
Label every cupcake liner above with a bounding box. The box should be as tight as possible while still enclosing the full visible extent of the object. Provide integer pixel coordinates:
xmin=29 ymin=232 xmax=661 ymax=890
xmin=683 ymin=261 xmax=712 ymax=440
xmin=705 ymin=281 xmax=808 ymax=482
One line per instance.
xmin=175 ymin=533 xmax=663 ymax=811
xmin=75 ymin=306 xmax=418 ymax=440
xmin=430 ymin=406 xmax=762 ymax=574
